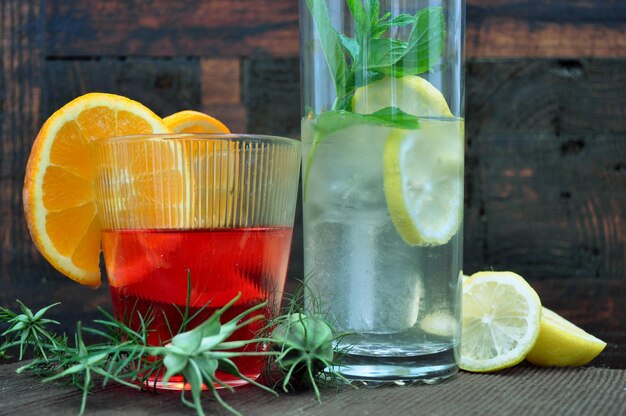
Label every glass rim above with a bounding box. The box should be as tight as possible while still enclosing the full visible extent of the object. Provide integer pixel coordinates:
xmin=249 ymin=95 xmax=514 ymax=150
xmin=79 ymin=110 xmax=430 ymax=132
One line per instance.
xmin=94 ymin=133 xmax=300 ymax=146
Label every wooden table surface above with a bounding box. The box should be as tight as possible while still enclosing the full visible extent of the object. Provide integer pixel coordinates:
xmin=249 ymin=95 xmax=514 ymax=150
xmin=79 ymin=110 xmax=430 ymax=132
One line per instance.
xmin=1 ymin=360 xmax=625 ymax=416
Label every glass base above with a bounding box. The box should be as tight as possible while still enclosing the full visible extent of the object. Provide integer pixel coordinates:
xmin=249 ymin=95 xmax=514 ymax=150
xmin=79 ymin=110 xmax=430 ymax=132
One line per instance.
xmin=333 ymin=346 xmax=458 ymax=385
xmin=144 ymin=373 xmax=260 ymax=391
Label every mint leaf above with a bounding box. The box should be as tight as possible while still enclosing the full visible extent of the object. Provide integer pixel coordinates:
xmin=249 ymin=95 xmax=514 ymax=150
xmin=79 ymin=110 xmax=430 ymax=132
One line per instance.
xmin=305 ymin=0 xmax=349 ymax=99
xmin=346 ymin=0 xmax=369 ymax=44
xmin=366 ymin=38 xmax=407 ymax=71
xmin=339 ymin=34 xmax=359 ymax=60
xmin=372 ymin=13 xmax=414 ymax=38
xmin=367 ymin=107 xmax=421 ymax=129
xmin=313 ymin=107 xmax=419 ymax=136
xmin=368 ymin=0 xmax=381 ymax=23
xmin=387 ymin=14 xmax=415 ymax=27
xmin=377 ymin=7 xmax=445 ymax=77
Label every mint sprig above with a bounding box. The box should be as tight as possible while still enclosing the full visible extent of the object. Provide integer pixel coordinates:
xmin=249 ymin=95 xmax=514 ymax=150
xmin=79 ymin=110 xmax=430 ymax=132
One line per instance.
xmin=305 ymin=0 xmax=445 ymax=112
xmin=302 ymin=1 xmax=446 ymax=199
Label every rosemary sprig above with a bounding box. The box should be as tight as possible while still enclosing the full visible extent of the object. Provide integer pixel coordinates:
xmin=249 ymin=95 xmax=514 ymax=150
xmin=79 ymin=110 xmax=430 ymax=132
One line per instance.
xmin=0 ymin=292 xmax=275 ymax=416
xmin=1 ymin=278 xmax=350 ymax=415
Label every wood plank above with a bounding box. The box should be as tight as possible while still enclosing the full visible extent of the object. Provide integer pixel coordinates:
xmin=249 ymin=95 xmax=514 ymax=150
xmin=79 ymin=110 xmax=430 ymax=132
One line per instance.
xmin=466 ymin=0 xmax=626 ymax=57
xmin=200 ymin=58 xmax=248 ymax=132
xmin=464 ymin=59 xmax=626 ymax=280
xmin=468 ymin=0 xmax=626 ymax=21
xmin=466 ymin=59 xmax=626 ymax=136
xmin=201 ymin=59 xmax=241 ymax=106
xmin=44 ymin=58 xmax=201 ymax=119
xmin=467 ymin=20 xmax=626 ymax=58
xmin=46 ymin=0 xmax=626 ymax=58
xmin=466 ymin=133 xmax=625 ymax=281
xmin=46 ymin=0 xmax=299 ymax=58
xmin=0 ymin=1 xmax=46 ymax=299
xmin=532 ymin=279 xmax=626 ymax=332
xmin=242 ymin=58 xmax=300 ymax=137
xmin=0 ymin=362 xmax=625 ymax=415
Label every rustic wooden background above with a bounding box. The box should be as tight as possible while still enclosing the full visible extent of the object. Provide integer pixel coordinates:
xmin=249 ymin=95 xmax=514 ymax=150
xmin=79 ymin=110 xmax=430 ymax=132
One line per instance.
xmin=1 ymin=1 xmax=625 ymax=363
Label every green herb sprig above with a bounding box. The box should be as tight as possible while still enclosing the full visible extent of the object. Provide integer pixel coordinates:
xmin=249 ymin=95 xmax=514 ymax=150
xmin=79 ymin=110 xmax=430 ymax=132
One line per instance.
xmin=302 ymin=0 xmax=446 ymax=198
xmin=305 ymin=0 xmax=445 ymax=112
xmin=0 ymin=287 xmax=276 ymax=416
xmin=0 ymin=279 xmax=348 ymax=415
xmin=264 ymin=280 xmax=353 ymax=401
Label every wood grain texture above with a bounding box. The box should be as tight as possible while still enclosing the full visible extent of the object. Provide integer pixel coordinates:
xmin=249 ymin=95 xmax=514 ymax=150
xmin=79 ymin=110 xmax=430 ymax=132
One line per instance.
xmin=0 ymin=1 xmax=46 ymax=297
xmin=0 ymin=362 xmax=625 ymax=415
xmin=464 ymin=59 xmax=626 ymax=280
xmin=467 ymin=20 xmax=626 ymax=58
xmin=45 ymin=0 xmax=626 ymax=58
xmin=465 ymin=59 xmax=626 ymax=136
xmin=242 ymin=58 xmax=300 ymax=138
xmin=466 ymin=0 xmax=626 ymax=57
xmin=47 ymin=0 xmax=300 ymax=58
xmin=201 ymin=59 xmax=241 ymax=106
xmin=44 ymin=58 xmax=201 ymax=119
xmin=201 ymin=58 xmax=247 ymax=132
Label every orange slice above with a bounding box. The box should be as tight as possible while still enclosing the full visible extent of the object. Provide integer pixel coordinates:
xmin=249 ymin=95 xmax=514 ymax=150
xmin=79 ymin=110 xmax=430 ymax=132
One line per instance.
xmin=164 ymin=110 xmax=237 ymax=228
xmin=163 ymin=110 xmax=230 ymax=133
xmin=23 ymin=92 xmax=172 ymax=287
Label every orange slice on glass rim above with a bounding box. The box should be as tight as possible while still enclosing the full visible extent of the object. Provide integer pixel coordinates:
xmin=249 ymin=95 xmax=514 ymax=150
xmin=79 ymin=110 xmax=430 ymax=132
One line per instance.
xmin=164 ymin=110 xmax=237 ymax=228
xmin=163 ymin=110 xmax=230 ymax=133
xmin=23 ymin=93 xmax=172 ymax=287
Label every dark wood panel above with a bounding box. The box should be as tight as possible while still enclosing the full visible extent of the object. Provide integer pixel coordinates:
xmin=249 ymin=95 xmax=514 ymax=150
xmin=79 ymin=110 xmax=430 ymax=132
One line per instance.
xmin=200 ymin=58 xmax=247 ymax=132
xmin=44 ymin=58 xmax=201 ymax=120
xmin=465 ymin=59 xmax=626 ymax=136
xmin=242 ymin=58 xmax=300 ymax=138
xmin=463 ymin=59 xmax=626 ymax=280
xmin=46 ymin=0 xmax=626 ymax=58
xmin=468 ymin=0 xmax=626 ymax=22
xmin=46 ymin=0 xmax=299 ymax=58
xmin=201 ymin=59 xmax=241 ymax=106
xmin=466 ymin=133 xmax=625 ymax=281
xmin=0 ymin=1 xmax=46 ymax=300
xmin=467 ymin=0 xmax=626 ymax=57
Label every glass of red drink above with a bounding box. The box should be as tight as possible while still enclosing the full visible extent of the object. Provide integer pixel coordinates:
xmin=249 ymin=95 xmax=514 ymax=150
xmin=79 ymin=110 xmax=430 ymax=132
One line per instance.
xmin=91 ymin=134 xmax=301 ymax=389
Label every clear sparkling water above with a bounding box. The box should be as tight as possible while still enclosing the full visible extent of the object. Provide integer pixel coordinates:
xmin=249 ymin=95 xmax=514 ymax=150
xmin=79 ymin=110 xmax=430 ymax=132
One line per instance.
xmin=302 ymin=119 xmax=464 ymax=382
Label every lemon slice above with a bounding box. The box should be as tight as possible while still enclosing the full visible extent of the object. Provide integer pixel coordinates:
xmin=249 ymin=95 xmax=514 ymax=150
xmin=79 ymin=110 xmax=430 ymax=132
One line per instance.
xmin=459 ymin=271 xmax=542 ymax=372
xmin=353 ymin=76 xmax=462 ymax=246
xmin=352 ymin=75 xmax=453 ymax=117
xmin=383 ymin=123 xmax=463 ymax=245
xmin=525 ymin=307 xmax=606 ymax=367
xmin=420 ymin=311 xmax=457 ymax=337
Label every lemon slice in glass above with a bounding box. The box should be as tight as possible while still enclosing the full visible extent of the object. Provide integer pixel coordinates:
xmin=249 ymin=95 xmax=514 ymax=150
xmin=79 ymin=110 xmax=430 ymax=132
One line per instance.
xmin=383 ymin=123 xmax=464 ymax=245
xmin=353 ymin=76 xmax=462 ymax=246
xmin=353 ymin=75 xmax=453 ymax=117
xmin=459 ymin=271 xmax=542 ymax=372
xmin=525 ymin=307 xmax=606 ymax=367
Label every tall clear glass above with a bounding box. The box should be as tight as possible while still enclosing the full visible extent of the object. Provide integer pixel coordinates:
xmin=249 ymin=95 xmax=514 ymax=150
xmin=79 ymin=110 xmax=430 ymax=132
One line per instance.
xmin=300 ymin=0 xmax=464 ymax=383
xmin=91 ymin=133 xmax=301 ymax=389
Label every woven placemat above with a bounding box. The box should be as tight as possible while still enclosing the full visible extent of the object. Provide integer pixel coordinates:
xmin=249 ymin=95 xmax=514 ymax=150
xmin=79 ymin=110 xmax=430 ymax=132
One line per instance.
xmin=1 ymin=363 xmax=624 ymax=415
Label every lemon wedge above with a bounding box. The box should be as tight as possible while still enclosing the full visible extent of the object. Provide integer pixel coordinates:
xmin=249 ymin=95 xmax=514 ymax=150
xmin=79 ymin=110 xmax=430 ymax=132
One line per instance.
xmin=459 ymin=271 xmax=542 ymax=372
xmin=525 ymin=307 xmax=607 ymax=367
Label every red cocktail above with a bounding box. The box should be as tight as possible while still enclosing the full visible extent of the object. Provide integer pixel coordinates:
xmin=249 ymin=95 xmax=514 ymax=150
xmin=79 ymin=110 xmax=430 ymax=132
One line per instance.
xmin=92 ymin=134 xmax=301 ymax=389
